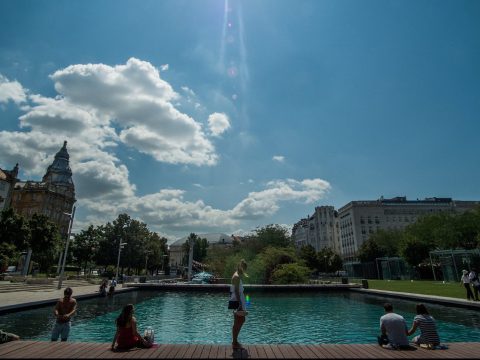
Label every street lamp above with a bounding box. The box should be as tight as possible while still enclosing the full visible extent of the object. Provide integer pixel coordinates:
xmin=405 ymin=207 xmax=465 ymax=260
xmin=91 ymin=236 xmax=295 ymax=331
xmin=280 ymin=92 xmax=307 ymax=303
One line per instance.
xmin=115 ymin=240 xmax=127 ymax=283
xmin=144 ymin=250 xmax=152 ymax=275
xmin=58 ymin=206 xmax=76 ymax=290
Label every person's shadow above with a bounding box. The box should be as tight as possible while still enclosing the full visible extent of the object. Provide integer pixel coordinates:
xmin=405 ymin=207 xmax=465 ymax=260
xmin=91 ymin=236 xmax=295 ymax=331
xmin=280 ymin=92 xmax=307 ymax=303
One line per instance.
xmin=232 ymin=347 xmax=249 ymax=359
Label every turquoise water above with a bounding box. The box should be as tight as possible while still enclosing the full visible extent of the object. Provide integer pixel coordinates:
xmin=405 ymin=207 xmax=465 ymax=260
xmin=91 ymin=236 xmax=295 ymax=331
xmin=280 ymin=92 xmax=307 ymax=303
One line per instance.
xmin=1 ymin=290 xmax=479 ymax=344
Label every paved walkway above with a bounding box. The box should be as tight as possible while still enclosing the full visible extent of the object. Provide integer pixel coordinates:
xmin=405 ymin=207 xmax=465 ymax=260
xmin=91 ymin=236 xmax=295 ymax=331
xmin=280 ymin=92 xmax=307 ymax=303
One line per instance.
xmin=0 ymin=281 xmax=134 ymax=314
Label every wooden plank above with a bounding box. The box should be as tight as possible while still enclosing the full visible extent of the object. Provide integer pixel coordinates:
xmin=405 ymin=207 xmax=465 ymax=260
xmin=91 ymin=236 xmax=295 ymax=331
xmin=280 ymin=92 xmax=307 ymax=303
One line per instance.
xmin=277 ymin=345 xmax=300 ymax=359
xmin=246 ymin=344 xmax=259 ymax=359
xmin=254 ymin=345 xmax=268 ymax=359
xmin=261 ymin=345 xmax=276 ymax=359
xmin=181 ymin=344 xmax=197 ymax=359
xmin=305 ymin=344 xmax=332 ymax=359
xmin=290 ymin=345 xmax=315 ymax=359
xmin=7 ymin=340 xmax=55 ymax=359
xmin=361 ymin=344 xmax=401 ymax=359
xmin=0 ymin=340 xmax=38 ymax=356
xmin=163 ymin=344 xmax=183 ymax=359
xmin=66 ymin=342 xmax=95 ymax=359
xmin=214 ymin=345 xmax=228 ymax=359
xmin=171 ymin=344 xmax=189 ymax=359
xmin=148 ymin=344 xmax=174 ymax=359
xmin=191 ymin=344 xmax=204 ymax=359
xmin=199 ymin=344 xmax=212 ymax=359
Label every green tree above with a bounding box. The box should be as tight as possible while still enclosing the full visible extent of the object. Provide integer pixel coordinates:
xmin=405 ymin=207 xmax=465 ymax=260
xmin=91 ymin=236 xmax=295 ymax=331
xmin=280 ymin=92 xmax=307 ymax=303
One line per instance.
xmin=271 ymin=263 xmax=311 ymax=284
xmin=357 ymin=229 xmax=402 ymax=262
xmin=0 ymin=208 xmax=29 ymax=250
xmin=182 ymin=233 xmax=209 ymax=265
xmin=299 ymin=245 xmax=319 ymax=272
xmin=317 ymin=247 xmax=343 ymax=273
xmin=28 ymin=213 xmax=62 ymax=273
xmin=255 ymin=224 xmax=292 ymax=248
xmin=71 ymin=225 xmax=101 ymax=274
xmin=0 ymin=242 xmax=19 ymax=272
xmin=248 ymin=246 xmax=297 ymax=284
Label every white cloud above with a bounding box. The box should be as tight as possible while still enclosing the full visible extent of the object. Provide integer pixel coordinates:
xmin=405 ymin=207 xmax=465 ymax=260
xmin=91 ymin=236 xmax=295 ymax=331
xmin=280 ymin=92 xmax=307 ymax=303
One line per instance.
xmin=160 ymin=64 xmax=169 ymax=71
xmin=272 ymin=155 xmax=285 ymax=162
xmin=208 ymin=112 xmax=230 ymax=137
xmin=230 ymin=178 xmax=331 ymax=220
xmin=0 ymin=75 xmax=27 ymax=104
xmin=48 ymin=58 xmax=217 ymax=166
xmin=181 ymin=86 xmax=195 ymax=97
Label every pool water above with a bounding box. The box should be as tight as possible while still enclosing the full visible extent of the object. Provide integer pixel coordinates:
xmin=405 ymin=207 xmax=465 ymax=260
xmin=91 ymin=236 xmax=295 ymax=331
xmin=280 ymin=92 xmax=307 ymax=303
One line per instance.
xmin=1 ymin=290 xmax=479 ymax=344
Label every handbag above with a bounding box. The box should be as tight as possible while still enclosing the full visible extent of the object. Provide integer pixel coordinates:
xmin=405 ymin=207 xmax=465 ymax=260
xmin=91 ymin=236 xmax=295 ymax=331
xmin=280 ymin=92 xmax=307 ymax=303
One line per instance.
xmin=228 ymin=300 xmax=240 ymax=310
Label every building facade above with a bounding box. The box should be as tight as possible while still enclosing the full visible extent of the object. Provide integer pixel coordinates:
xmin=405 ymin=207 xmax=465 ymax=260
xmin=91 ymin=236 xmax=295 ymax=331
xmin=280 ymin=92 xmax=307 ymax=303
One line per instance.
xmin=11 ymin=141 xmax=76 ymax=236
xmin=292 ymin=206 xmax=341 ymax=253
xmin=0 ymin=164 xmax=19 ymax=211
xmin=338 ymin=196 xmax=480 ymax=262
xmin=168 ymin=233 xmax=233 ymax=269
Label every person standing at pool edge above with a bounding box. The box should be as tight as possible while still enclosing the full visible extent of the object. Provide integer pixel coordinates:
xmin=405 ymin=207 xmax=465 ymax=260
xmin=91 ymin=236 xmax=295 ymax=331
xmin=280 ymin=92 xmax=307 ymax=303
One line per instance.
xmin=230 ymin=259 xmax=248 ymax=350
xmin=51 ymin=287 xmax=77 ymax=341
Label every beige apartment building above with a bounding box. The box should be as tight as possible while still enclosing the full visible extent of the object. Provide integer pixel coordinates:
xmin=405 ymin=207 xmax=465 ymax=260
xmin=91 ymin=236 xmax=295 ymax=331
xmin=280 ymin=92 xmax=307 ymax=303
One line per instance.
xmin=292 ymin=206 xmax=341 ymax=253
xmin=338 ymin=196 xmax=480 ymax=262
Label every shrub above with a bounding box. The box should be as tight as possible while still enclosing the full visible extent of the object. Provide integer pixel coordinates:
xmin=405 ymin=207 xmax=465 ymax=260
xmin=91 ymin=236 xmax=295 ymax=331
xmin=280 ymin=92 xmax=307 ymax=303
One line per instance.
xmin=271 ymin=263 xmax=311 ymax=284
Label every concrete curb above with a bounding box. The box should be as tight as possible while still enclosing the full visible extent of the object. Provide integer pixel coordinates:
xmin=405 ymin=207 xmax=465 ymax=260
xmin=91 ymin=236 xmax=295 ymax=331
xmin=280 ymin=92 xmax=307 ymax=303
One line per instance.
xmin=351 ymin=288 xmax=480 ymax=310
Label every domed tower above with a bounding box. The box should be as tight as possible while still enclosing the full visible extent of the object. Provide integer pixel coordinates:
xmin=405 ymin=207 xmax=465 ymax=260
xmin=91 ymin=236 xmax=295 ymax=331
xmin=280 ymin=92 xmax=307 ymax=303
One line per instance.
xmin=42 ymin=141 xmax=75 ymax=197
xmin=42 ymin=141 xmax=76 ymax=235
xmin=11 ymin=141 xmax=76 ymax=237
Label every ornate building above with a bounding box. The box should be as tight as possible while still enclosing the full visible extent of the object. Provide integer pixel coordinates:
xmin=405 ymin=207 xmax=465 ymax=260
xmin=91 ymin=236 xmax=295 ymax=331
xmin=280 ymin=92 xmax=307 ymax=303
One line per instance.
xmin=11 ymin=141 xmax=76 ymax=236
xmin=0 ymin=164 xmax=19 ymax=211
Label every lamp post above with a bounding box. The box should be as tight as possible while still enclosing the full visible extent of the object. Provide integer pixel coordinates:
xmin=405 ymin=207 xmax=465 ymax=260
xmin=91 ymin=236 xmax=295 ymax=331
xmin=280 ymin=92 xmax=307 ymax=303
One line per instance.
xmin=324 ymin=255 xmax=328 ymax=273
xmin=144 ymin=250 xmax=152 ymax=275
xmin=115 ymin=240 xmax=127 ymax=283
xmin=57 ymin=206 xmax=76 ymax=290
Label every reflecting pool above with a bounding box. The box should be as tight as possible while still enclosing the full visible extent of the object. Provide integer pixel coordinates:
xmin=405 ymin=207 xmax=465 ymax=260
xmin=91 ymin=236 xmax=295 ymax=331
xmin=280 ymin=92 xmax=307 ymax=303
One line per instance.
xmin=1 ymin=290 xmax=479 ymax=344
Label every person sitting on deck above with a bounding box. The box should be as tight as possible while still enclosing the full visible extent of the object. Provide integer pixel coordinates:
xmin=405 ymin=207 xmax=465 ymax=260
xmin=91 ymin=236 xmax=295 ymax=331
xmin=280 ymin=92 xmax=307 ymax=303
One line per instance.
xmin=378 ymin=303 xmax=410 ymax=349
xmin=99 ymin=279 xmax=108 ymax=297
xmin=111 ymin=304 xmax=152 ymax=351
xmin=0 ymin=329 xmax=20 ymax=344
xmin=407 ymin=304 xmax=440 ymax=347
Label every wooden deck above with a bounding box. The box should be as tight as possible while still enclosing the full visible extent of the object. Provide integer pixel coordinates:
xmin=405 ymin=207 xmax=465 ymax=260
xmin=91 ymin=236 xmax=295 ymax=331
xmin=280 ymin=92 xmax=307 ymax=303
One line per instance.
xmin=1 ymin=341 xmax=479 ymax=359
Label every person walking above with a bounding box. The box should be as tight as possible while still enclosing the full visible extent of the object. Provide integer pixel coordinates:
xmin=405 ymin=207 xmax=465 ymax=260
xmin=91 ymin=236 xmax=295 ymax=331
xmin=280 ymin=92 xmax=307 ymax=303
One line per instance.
xmin=378 ymin=303 xmax=409 ymax=349
xmin=51 ymin=287 xmax=77 ymax=341
xmin=407 ymin=304 xmax=440 ymax=347
xmin=111 ymin=304 xmax=152 ymax=351
xmin=460 ymin=269 xmax=475 ymax=301
xmin=230 ymin=259 xmax=248 ymax=350
xmin=468 ymin=268 xmax=479 ymax=301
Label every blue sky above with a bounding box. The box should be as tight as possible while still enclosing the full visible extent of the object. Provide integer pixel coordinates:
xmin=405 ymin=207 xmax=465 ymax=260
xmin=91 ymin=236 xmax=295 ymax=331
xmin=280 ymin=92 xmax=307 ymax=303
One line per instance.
xmin=1 ymin=0 xmax=479 ymax=240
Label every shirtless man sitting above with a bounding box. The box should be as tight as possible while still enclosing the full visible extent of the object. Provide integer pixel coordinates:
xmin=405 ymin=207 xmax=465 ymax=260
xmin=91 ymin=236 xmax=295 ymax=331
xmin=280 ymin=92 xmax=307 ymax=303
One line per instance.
xmin=51 ymin=287 xmax=77 ymax=341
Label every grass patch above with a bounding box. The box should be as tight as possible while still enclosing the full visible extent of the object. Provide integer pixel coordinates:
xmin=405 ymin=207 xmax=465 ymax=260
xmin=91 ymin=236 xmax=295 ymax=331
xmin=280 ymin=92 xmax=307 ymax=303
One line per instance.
xmin=357 ymin=279 xmax=470 ymax=300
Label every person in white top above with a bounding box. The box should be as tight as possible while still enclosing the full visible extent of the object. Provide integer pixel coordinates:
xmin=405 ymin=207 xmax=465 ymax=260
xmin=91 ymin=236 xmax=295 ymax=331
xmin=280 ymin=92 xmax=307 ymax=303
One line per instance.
xmin=460 ymin=269 xmax=475 ymax=301
xmin=468 ymin=268 xmax=479 ymax=301
xmin=230 ymin=259 xmax=248 ymax=350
